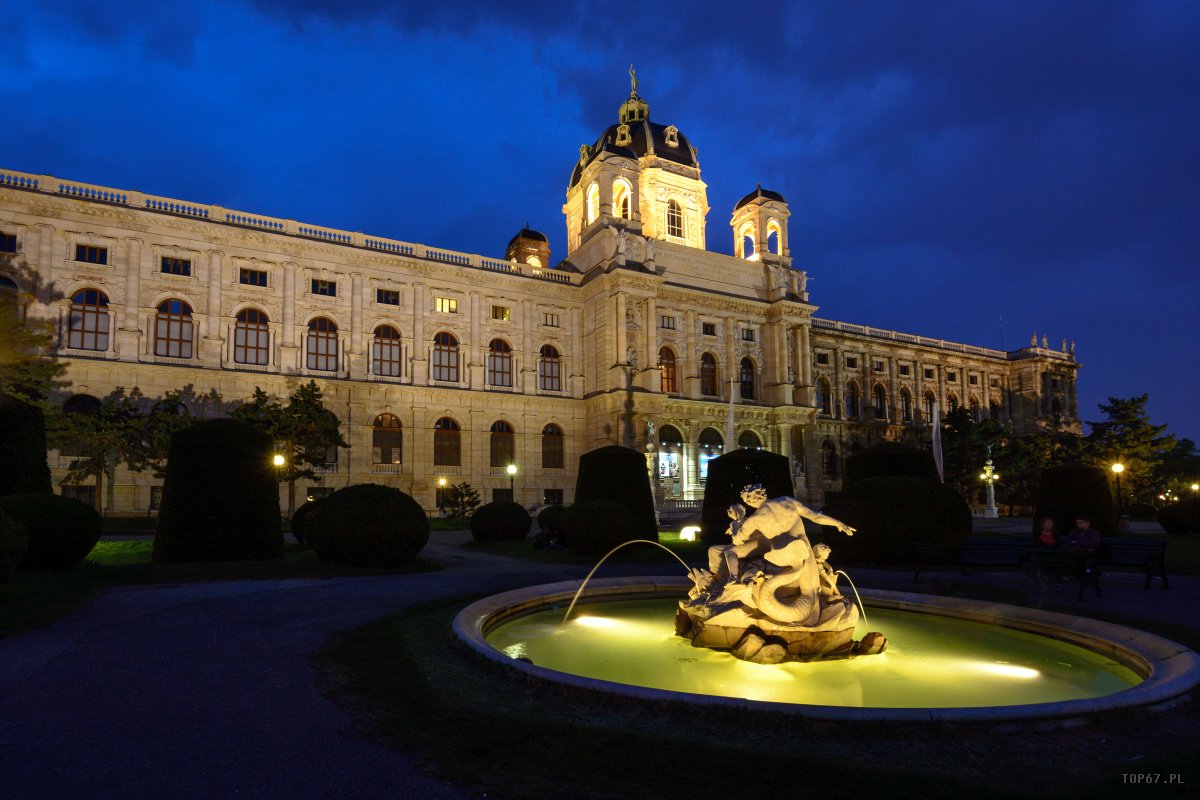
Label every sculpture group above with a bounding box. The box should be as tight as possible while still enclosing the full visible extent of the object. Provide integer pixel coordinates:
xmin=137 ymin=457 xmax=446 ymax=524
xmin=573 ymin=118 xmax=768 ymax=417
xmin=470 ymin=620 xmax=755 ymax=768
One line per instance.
xmin=677 ymin=485 xmax=887 ymax=663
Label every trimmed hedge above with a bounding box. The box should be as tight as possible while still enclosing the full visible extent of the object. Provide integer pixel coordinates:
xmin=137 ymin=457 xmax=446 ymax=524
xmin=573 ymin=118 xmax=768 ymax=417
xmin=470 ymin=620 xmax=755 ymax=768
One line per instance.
xmin=0 ymin=493 xmax=101 ymax=571
xmin=306 ymin=484 xmax=429 ymax=566
xmin=820 ymin=476 xmax=972 ymax=564
xmin=1033 ymin=465 xmax=1119 ymax=539
xmin=1157 ymin=500 xmax=1199 ymax=536
xmin=290 ymin=499 xmax=321 ymax=544
xmin=537 ymin=504 xmax=566 ymax=536
xmin=843 ymin=442 xmax=940 ymax=487
xmin=0 ymin=507 xmax=27 ymax=584
xmin=470 ymin=501 xmax=532 ymax=541
xmin=574 ymin=446 xmax=657 ymax=541
xmin=700 ymin=448 xmax=793 ymax=544
xmin=154 ymin=418 xmax=284 ymax=562
xmin=0 ymin=394 xmax=52 ymax=498
xmin=562 ymin=499 xmax=639 ymax=556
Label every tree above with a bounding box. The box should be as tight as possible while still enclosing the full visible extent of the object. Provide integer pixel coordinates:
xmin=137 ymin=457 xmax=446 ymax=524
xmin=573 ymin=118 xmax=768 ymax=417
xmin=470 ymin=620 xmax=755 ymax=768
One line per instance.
xmin=230 ymin=381 xmax=348 ymax=517
xmin=1085 ymin=395 xmax=1174 ymax=506
xmin=442 ymin=482 xmax=480 ymax=522
xmin=938 ymin=407 xmax=1003 ymax=505
xmin=0 ymin=252 xmax=66 ymax=403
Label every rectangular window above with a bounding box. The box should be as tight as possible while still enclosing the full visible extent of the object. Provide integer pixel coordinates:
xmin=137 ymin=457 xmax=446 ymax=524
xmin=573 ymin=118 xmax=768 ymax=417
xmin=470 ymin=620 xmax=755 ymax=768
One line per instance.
xmin=701 ymin=322 xmax=716 ymax=336
xmin=436 ymin=297 xmax=458 ymax=314
xmin=75 ymin=244 xmax=107 ymax=264
xmin=873 ymin=360 xmax=884 ymax=372
xmin=312 ymin=279 xmax=336 ymax=297
xmin=923 ymin=368 xmax=935 ymax=380
xmin=899 ymin=364 xmax=911 ymax=376
xmin=969 ymin=374 xmax=979 ymax=385
xmin=491 ymin=305 xmax=511 ymax=321
xmin=376 ymin=289 xmax=400 ymax=306
xmin=160 ymin=256 xmax=191 ymax=276
xmin=845 ymin=357 xmax=858 ymax=369
xmin=544 ymin=489 xmax=564 ymax=506
xmin=240 ymin=268 xmax=268 ymax=287
xmin=816 ymin=352 xmax=829 ymax=366
xmin=659 ymin=315 xmax=676 ymax=330
xmin=947 ymin=372 xmax=957 ymax=383
xmin=542 ymin=312 xmax=560 ymax=327
xmin=741 ymin=328 xmax=755 ymax=342
xmin=0 ymin=232 xmax=16 ymax=253
xmin=1051 ymin=377 xmax=1062 ymax=389
xmin=990 ymin=378 xmax=1000 ymax=388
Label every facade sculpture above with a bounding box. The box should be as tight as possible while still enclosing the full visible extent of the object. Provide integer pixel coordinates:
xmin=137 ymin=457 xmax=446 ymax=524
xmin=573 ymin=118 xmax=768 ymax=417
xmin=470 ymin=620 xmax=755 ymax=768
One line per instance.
xmin=677 ymin=485 xmax=886 ymax=662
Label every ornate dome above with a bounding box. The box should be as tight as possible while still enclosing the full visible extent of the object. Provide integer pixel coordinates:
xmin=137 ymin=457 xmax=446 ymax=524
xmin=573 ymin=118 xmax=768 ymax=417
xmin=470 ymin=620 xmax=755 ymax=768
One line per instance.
xmin=734 ymin=184 xmax=786 ymax=211
xmin=568 ymin=89 xmax=700 ymax=188
xmin=505 ymin=225 xmax=551 ymax=266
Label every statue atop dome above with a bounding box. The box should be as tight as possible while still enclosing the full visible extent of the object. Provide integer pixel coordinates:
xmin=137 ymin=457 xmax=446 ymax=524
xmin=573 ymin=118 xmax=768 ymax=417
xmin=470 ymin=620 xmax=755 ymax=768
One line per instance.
xmin=629 ymin=64 xmax=639 ymax=97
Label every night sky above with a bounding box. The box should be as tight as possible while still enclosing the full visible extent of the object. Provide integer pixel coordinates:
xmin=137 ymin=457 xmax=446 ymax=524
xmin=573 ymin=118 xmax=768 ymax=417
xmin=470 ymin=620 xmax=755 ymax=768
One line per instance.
xmin=4 ymin=1 xmax=1197 ymax=441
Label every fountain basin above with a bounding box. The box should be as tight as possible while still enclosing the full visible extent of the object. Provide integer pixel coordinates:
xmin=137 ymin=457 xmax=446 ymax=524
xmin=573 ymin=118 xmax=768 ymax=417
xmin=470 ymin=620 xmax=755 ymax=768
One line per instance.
xmin=453 ymin=577 xmax=1200 ymax=723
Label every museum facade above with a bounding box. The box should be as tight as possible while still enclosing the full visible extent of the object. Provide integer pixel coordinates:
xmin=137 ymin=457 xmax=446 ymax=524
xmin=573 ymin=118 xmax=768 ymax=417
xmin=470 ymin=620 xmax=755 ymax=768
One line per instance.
xmin=0 ymin=85 xmax=1080 ymax=514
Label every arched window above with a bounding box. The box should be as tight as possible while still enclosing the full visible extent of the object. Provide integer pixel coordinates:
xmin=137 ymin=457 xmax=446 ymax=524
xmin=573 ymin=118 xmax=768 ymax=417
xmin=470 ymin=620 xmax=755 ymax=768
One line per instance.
xmin=372 ymin=413 xmax=402 ymax=465
xmin=613 ymin=179 xmax=632 ymax=220
xmin=816 ymin=377 xmax=832 ymax=415
xmin=739 ymin=357 xmax=755 ymax=400
xmin=490 ymin=420 xmax=514 ymax=468
xmin=700 ymin=352 xmax=718 ymax=397
xmin=738 ymin=223 xmax=756 ymax=259
xmin=0 ymin=276 xmax=17 ymax=300
xmin=923 ymin=390 xmax=937 ymax=423
xmin=67 ymin=289 xmax=109 ymax=351
xmin=844 ymin=381 xmax=861 ymax=418
xmin=900 ymin=388 xmax=913 ymax=423
xmin=820 ymin=440 xmax=838 ymax=478
xmin=155 ymin=299 xmax=193 ymax=358
xmin=873 ymin=384 xmax=887 ymax=420
xmin=947 ymin=393 xmax=959 ymax=412
xmin=969 ymin=397 xmax=981 ymax=423
xmin=989 ymin=400 xmax=1002 ymax=421
xmin=667 ymin=199 xmax=684 ymax=238
xmin=738 ymin=430 xmax=762 ymax=449
xmin=538 ymin=344 xmax=561 ymax=391
xmin=586 ymin=183 xmax=600 ymax=224
xmin=698 ymin=428 xmax=723 ymax=480
xmin=306 ymin=317 xmax=338 ymax=371
xmin=234 ymin=308 xmax=269 ymax=365
xmin=433 ymin=417 xmax=460 ymax=466
xmin=541 ymin=423 xmax=564 ymax=469
xmin=372 ymin=325 xmax=402 ymax=377
xmin=659 ymin=347 xmax=677 ymax=394
xmin=432 ymin=332 xmax=459 ymax=382
xmin=767 ymin=220 xmax=782 ymax=255
xmin=487 ymin=339 xmax=513 ymax=387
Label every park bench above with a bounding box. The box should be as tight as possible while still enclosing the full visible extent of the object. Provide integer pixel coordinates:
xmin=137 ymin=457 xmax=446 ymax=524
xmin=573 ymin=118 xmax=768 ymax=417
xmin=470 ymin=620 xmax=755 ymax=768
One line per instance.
xmin=911 ymin=536 xmax=1031 ymax=581
xmin=1028 ymin=537 xmax=1168 ymax=603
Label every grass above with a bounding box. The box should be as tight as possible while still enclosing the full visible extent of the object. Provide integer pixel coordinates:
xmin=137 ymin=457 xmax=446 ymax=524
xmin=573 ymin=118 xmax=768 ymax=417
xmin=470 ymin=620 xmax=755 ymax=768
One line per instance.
xmin=0 ymin=540 xmax=440 ymax=639
xmin=316 ymin=592 xmax=1200 ymax=800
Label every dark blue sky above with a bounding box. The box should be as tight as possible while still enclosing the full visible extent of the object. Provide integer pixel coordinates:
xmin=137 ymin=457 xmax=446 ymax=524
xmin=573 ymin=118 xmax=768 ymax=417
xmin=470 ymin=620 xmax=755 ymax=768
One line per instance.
xmin=5 ymin=1 xmax=1198 ymax=442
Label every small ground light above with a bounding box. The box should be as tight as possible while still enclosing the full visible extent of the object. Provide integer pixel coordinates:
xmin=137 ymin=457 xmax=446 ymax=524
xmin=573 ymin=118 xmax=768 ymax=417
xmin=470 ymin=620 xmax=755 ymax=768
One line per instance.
xmin=680 ymin=526 xmax=701 ymax=542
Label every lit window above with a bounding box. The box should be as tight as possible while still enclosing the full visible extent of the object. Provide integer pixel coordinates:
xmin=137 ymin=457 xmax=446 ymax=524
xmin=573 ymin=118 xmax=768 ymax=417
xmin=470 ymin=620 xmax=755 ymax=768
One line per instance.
xmin=75 ymin=244 xmax=107 ymax=264
xmin=435 ymin=297 xmax=458 ymax=314
xmin=67 ymin=289 xmax=109 ymax=351
xmin=492 ymin=305 xmax=511 ymax=321
xmin=586 ymin=183 xmax=600 ymax=224
xmin=376 ymin=289 xmax=400 ymax=306
xmin=311 ymin=279 xmax=336 ymax=297
xmin=234 ymin=308 xmax=269 ymax=365
xmin=306 ymin=317 xmax=338 ymax=371
xmin=432 ymin=332 xmax=459 ymax=382
xmin=538 ymin=345 xmax=561 ymax=391
xmin=240 ymin=268 xmax=268 ymax=287
xmin=154 ymin=299 xmax=193 ymax=359
xmin=373 ymin=325 xmax=402 ymax=377
xmin=161 ymin=257 xmax=191 ymax=276
xmin=666 ymin=199 xmax=683 ymax=237
xmin=613 ymin=180 xmax=632 ymax=220
xmin=659 ymin=347 xmax=677 ymax=394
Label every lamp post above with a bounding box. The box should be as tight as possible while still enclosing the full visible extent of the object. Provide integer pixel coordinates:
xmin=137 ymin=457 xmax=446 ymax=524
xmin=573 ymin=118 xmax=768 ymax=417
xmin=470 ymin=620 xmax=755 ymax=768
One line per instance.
xmin=272 ymin=453 xmax=288 ymax=516
xmin=507 ymin=463 xmax=517 ymax=501
xmin=979 ymin=450 xmax=999 ymax=519
xmin=1111 ymin=463 xmax=1125 ymax=517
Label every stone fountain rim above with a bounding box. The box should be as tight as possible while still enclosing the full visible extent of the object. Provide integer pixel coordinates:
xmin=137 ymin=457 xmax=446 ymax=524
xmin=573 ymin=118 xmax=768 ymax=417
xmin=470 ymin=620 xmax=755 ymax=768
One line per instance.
xmin=452 ymin=576 xmax=1200 ymax=724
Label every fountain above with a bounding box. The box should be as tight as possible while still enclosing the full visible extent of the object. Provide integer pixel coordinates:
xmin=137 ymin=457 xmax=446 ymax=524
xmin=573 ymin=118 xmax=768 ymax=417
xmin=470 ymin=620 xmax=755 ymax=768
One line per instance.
xmin=454 ymin=488 xmax=1200 ymax=722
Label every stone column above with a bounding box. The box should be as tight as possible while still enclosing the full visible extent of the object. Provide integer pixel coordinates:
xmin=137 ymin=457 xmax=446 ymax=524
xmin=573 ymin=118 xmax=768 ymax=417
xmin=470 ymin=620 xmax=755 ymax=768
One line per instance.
xmin=683 ymin=309 xmax=698 ymax=398
xmin=348 ymin=272 xmax=366 ymax=378
xmin=724 ymin=315 xmax=737 ymax=403
xmin=641 ymin=295 xmax=656 ymax=391
xmin=522 ymin=299 xmax=534 ymax=393
xmin=117 ymin=237 xmax=142 ymax=360
xmin=280 ymin=262 xmax=298 ymax=373
xmin=201 ymin=249 xmax=223 ymax=364
xmin=468 ymin=291 xmax=483 ymax=388
xmin=411 ymin=283 xmax=427 ymax=384
xmin=614 ymin=292 xmax=627 ymax=375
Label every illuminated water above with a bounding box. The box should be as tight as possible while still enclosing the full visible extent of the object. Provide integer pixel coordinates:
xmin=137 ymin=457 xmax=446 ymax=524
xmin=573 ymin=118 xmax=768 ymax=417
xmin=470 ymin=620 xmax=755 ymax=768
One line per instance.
xmin=487 ymin=599 xmax=1141 ymax=708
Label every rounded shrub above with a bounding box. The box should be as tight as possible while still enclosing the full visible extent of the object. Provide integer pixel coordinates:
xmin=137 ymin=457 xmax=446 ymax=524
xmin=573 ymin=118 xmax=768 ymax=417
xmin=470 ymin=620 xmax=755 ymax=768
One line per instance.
xmin=1157 ymin=500 xmax=1200 ymax=536
xmin=843 ymin=441 xmax=940 ymax=487
xmin=0 ymin=508 xmax=28 ymax=584
xmin=574 ymin=446 xmax=657 ymax=541
xmin=537 ymin=504 xmax=566 ymax=536
xmin=700 ymin=448 xmax=793 ymax=544
xmin=289 ymin=499 xmax=321 ymax=544
xmin=154 ymin=418 xmax=284 ymax=562
xmin=306 ymin=483 xmax=429 ymax=566
xmin=820 ymin=476 xmax=971 ymax=564
xmin=1033 ymin=465 xmax=1119 ymax=539
xmin=562 ymin=500 xmax=640 ymax=556
xmin=0 ymin=493 xmax=101 ymax=571
xmin=0 ymin=394 xmax=53 ymax=498
xmin=470 ymin=501 xmax=531 ymax=542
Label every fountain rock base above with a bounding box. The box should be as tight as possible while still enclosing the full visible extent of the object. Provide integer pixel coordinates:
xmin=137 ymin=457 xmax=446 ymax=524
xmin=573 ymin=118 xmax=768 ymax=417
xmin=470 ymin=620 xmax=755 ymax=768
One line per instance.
xmin=675 ymin=607 xmax=887 ymax=663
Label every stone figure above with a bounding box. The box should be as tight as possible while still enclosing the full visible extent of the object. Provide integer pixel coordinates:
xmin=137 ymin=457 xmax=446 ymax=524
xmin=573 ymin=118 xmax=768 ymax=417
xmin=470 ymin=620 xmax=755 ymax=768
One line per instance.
xmin=677 ymin=484 xmax=885 ymax=662
xmin=1041 ymin=335 xmax=1049 ymax=348
xmin=1031 ymin=332 xmax=1038 ymax=347
xmin=629 ymin=64 xmax=638 ymax=95
xmin=625 ymin=346 xmax=638 ymax=370
xmin=1070 ymin=340 xmax=1076 ymax=354
xmin=1061 ymin=338 xmax=1068 ymax=352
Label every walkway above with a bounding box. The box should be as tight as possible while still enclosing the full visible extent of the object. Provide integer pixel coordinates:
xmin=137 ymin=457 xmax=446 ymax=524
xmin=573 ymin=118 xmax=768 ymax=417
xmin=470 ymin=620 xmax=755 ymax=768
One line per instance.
xmin=0 ymin=530 xmax=1194 ymax=799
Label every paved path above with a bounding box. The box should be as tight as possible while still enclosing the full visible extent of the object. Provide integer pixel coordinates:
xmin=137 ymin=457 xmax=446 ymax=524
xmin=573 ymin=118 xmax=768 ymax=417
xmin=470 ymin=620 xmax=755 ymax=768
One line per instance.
xmin=1 ymin=530 xmax=1195 ymax=800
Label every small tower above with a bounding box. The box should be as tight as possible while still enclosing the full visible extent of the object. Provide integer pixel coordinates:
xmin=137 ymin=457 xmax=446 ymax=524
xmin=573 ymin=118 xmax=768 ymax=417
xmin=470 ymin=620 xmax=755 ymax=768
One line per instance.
xmin=730 ymin=184 xmax=790 ymax=266
xmin=505 ymin=226 xmax=551 ymax=269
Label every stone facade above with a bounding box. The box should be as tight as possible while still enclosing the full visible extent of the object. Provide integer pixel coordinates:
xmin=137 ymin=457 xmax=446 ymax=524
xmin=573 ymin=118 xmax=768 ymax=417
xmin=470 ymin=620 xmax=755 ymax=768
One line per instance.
xmin=0 ymin=87 xmax=1079 ymax=514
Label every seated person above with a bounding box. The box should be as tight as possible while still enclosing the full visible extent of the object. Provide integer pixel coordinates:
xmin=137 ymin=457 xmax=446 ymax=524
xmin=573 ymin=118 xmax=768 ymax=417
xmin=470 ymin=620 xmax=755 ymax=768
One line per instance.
xmin=1061 ymin=515 xmax=1100 ymax=557
xmin=1035 ymin=516 xmax=1059 ymax=549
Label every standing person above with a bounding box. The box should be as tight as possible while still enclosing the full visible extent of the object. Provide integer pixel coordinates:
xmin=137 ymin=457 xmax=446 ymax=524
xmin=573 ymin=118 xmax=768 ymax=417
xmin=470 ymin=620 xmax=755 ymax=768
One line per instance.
xmin=1034 ymin=516 xmax=1060 ymax=549
xmin=1061 ymin=515 xmax=1100 ymax=557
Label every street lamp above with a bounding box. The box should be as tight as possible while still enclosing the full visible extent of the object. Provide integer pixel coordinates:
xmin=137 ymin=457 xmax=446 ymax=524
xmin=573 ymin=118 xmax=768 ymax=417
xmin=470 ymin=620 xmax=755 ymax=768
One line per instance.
xmin=273 ymin=453 xmax=286 ymax=467
xmin=506 ymin=463 xmax=517 ymax=499
xmin=979 ymin=454 xmax=1000 ymax=519
xmin=1111 ymin=463 xmax=1125 ymax=516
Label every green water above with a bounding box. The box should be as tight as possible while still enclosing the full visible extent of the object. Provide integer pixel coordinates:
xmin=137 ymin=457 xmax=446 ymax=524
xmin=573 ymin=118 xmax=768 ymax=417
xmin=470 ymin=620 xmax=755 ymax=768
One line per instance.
xmin=486 ymin=599 xmax=1141 ymax=708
